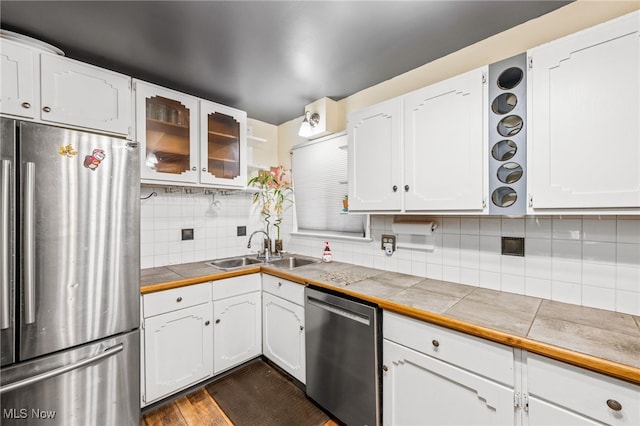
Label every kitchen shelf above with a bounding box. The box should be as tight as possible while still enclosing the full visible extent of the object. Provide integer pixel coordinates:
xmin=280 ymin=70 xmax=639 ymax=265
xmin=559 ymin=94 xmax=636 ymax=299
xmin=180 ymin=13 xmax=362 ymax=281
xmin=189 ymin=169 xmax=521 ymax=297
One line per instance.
xmin=147 ymin=118 xmax=190 ymax=130
xmin=248 ymin=135 xmax=267 ymax=146
xmin=208 ymin=130 xmax=239 ymax=140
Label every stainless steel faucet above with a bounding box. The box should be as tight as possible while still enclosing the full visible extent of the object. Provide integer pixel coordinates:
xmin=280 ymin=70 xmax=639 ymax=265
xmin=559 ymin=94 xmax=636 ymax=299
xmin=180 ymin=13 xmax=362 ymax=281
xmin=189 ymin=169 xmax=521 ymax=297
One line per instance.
xmin=247 ymin=230 xmax=271 ymax=262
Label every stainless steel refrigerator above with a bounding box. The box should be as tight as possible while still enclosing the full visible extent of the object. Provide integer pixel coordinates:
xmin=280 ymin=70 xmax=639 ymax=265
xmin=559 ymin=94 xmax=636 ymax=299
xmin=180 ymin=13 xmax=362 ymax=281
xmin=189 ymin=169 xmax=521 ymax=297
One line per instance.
xmin=1 ymin=119 xmax=140 ymax=425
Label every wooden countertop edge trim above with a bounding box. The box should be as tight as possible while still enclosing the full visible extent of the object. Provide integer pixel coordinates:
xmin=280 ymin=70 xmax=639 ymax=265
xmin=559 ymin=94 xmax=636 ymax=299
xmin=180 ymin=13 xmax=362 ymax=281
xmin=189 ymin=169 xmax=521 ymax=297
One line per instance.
xmin=140 ymin=267 xmax=261 ymax=294
xmin=141 ymin=268 xmax=640 ymax=385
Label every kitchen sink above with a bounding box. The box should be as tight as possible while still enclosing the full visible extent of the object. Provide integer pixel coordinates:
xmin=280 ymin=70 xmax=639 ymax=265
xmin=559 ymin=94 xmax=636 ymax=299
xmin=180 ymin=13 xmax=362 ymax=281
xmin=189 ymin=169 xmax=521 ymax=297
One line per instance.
xmin=268 ymin=257 xmax=320 ymax=269
xmin=205 ymin=256 xmax=264 ymax=270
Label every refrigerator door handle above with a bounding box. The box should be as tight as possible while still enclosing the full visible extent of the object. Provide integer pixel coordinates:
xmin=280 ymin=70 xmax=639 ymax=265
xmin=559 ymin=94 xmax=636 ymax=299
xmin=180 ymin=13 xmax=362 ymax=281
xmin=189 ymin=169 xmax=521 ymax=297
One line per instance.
xmin=0 ymin=343 xmax=124 ymax=394
xmin=23 ymin=161 xmax=36 ymax=324
xmin=1 ymin=159 xmax=10 ymax=330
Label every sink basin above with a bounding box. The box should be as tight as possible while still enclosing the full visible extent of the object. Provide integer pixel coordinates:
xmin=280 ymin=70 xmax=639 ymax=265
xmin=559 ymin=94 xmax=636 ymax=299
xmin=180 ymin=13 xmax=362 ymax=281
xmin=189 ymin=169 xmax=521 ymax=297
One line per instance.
xmin=205 ymin=257 xmax=263 ymax=270
xmin=268 ymin=257 xmax=320 ymax=269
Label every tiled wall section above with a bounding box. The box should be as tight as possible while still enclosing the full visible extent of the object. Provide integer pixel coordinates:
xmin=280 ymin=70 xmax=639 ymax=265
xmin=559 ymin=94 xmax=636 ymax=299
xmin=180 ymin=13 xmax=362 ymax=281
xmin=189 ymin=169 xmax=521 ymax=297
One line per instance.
xmin=140 ymin=187 xmax=265 ymax=269
xmin=287 ymin=216 xmax=640 ymax=316
xmin=140 ymin=189 xmax=640 ymax=316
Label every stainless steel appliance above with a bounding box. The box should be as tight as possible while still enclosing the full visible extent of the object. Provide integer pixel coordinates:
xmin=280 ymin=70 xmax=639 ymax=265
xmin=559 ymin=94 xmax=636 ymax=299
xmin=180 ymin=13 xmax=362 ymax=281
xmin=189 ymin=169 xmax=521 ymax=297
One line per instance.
xmin=1 ymin=119 xmax=140 ymax=425
xmin=305 ymin=286 xmax=381 ymax=426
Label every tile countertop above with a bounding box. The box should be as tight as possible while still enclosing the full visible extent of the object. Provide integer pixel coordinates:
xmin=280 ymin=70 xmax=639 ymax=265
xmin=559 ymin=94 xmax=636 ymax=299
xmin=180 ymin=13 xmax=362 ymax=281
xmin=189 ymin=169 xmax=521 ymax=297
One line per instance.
xmin=141 ymin=257 xmax=640 ymax=385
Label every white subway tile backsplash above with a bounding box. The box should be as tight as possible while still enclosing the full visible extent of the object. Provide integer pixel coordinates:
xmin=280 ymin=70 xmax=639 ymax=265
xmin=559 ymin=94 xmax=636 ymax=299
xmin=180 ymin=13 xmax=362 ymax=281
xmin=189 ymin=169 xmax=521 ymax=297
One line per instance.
xmin=582 ymin=218 xmax=616 ymax=242
xmin=141 ymin=194 xmax=640 ymax=315
xmin=552 ymin=217 xmax=582 ymax=240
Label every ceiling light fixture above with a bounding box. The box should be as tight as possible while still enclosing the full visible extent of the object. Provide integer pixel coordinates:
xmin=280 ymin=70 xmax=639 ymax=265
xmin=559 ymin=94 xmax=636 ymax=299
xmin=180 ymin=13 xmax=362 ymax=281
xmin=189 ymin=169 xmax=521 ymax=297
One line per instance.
xmin=298 ymin=110 xmax=320 ymax=138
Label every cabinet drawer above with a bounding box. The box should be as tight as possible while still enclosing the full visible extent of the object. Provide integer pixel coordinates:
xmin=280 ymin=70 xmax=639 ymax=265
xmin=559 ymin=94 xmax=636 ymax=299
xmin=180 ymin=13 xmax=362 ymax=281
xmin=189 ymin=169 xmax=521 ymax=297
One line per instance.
xmin=383 ymin=311 xmax=514 ymax=386
xmin=262 ymin=274 xmax=304 ymax=305
xmin=143 ymin=283 xmax=211 ymax=318
xmin=211 ymin=274 xmax=261 ymax=300
xmin=527 ymin=353 xmax=640 ymax=425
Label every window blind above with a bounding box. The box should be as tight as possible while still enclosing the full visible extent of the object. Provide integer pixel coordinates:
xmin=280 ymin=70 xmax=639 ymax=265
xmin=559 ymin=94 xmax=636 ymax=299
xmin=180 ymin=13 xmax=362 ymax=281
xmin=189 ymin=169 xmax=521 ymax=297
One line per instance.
xmin=291 ymin=133 xmax=366 ymax=237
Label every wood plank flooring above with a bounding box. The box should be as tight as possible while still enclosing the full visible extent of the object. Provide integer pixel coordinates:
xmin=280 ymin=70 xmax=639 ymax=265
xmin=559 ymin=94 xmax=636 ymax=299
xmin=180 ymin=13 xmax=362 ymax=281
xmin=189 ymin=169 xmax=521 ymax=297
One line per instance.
xmin=141 ymin=388 xmax=340 ymax=426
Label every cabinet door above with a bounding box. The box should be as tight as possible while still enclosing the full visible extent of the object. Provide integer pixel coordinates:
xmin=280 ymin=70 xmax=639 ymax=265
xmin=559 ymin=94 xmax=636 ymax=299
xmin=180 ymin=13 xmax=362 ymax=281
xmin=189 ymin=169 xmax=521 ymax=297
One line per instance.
xmin=528 ymin=11 xmax=640 ymax=210
xmin=383 ymin=339 xmax=514 ymax=426
xmin=403 ymin=67 xmax=487 ymax=212
xmin=262 ymin=293 xmax=305 ymax=383
xmin=0 ymin=40 xmax=36 ymax=119
xmin=348 ymin=97 xmax=403 ymax=211
xmin=213 ymin=291 xmax=261 ymax=374
xmin=142 ymin=303 xmax=213 ymax=404
xmin=135 ymin=81 xmax=199 ymax=183
xmin=200 ymin=100 xmax=247 ymax=187
xmin=40 ymin=55 xmax=131 ymax=135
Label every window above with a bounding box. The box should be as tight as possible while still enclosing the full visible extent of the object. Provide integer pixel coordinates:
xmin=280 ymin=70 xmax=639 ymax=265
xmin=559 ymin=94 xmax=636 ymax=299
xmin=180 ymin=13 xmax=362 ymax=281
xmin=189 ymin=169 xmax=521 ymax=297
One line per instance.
xmin=291 ymin=133 xmax=368 ymax=239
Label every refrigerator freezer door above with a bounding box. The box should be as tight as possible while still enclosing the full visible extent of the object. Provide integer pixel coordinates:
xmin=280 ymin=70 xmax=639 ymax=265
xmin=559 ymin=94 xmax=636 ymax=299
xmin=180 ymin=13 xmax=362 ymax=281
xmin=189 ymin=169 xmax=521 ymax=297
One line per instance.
xmin=18 ymin=122 xmax=140 ymax=361
xmin=1 ymin=330 xmax=139 ymax=426
xmin=0 ymin=119 xmax=15 ymax=367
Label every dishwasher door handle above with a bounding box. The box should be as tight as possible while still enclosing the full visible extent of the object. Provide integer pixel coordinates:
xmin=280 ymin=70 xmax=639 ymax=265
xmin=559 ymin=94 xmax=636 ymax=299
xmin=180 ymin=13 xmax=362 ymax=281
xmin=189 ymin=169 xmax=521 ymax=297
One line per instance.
xmin=306 ymin=296 xmax=371 ymax=326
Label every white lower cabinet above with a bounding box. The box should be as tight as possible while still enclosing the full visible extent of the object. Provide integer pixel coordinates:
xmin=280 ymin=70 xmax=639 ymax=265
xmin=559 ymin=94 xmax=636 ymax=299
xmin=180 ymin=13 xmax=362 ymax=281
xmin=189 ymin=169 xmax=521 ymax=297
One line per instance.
xmin=383 ymin=339 xmax=515 ymax=425
xmin=383 ymin=311 xmax=516 ymax=426
xmin=141 ymin=283 xmax=213 ymax=406
xmin=524 ymin=353 xmax=640 ymax=426
xmin=261 ymin=277 xmax=306 ymax=384
xmin=212 ymin=275 xmax=262 ymax=374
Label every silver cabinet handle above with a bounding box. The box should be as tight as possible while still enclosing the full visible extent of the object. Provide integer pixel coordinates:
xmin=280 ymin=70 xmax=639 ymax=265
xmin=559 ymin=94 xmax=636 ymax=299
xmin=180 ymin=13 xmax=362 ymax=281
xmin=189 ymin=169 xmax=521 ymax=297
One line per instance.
xmin=432 ymin=339 xmax=440 ymax=348
xmin=606 ymin=399 xmax=622 ymax=411
xmin=1 ymin=160 xmax=10 ymax=330
xmin=191 ymin=166 xmax=196 ymax=171
xmin=278 ymin=282 xmax=282 ymax=287
xmin=382 ymin=365 xmax=388 ymax=372
xmin=205 ymin=320 xmax=210 ymax=326
xmin=215 ymin=319 xmax=220 ymax=324
xmin=42 ymin=106 xmax=51 ymax=113
xmin=23 ymin=162 xmax=36 ymax=324
xmin=21 ymin=102 xmax=31 ymax=109
xmin=299 ymin=325 xmax=304 ymax=331
xmin=176 ymin=296 xmax=183 ymax=302
xmin=0 ymin=343 xmax=123 ymax=394
xmin=202 ymin=168 xmax=206 ymax=172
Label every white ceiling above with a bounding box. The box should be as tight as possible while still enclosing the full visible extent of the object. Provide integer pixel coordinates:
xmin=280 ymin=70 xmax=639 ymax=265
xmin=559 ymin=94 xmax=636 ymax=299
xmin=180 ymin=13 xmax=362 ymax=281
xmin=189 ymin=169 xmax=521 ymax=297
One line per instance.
xmin=0 ymin=1 xmax=572 ymax=124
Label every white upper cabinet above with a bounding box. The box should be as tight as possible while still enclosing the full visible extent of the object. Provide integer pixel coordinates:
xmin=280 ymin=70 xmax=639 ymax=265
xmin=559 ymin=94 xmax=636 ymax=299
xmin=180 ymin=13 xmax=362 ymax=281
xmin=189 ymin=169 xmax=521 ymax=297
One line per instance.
xmin=348 ymin=97 xmax=403 ymax=212
xmin=0 ymin=39 xmax=36 ymax=119
xmin=404 ymin=67 xmax=487 ymax=212
xmin=135 ymin=80 xmax=248 ymax=188
xmin=348 ymin=67 xmax=487 ymax=214
xmin=1 ymin=40 xmax=131 ymax=135
xmin=199 ymin=100 xmax=247 ymax=188
xmin=40 ymin=55 xmax=131 ymax=135
xmin=135 ymin=80 xmax=200 ymax=184
xmin=527 ymin=11 xmax=640 ymax=213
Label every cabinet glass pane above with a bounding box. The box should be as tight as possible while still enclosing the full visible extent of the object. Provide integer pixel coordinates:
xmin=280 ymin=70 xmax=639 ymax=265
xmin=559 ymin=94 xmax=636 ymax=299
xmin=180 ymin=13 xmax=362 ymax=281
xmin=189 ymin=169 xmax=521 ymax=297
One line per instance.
xmin=207 ymin=112 xmax=240 ymax=179
xmin=145 ymin=96 xmax=191 ymax=175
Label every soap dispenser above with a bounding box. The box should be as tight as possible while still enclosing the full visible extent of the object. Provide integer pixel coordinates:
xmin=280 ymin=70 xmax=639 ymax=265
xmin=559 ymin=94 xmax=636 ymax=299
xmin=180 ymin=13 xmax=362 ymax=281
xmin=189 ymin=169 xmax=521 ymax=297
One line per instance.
xmin=322 ymin=241 xmax=333 ymax=263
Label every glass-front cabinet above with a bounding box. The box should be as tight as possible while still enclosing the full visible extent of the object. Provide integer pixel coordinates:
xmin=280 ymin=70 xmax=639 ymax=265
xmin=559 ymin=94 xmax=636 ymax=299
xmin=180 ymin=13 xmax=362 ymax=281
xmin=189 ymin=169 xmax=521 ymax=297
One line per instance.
xmin=135 ymin=81 xmax=199 ymax=183
xmin=200 ymin=100 xmax=247 ymax=187
xmin=135 ymin=80 xmax=247 ymax=188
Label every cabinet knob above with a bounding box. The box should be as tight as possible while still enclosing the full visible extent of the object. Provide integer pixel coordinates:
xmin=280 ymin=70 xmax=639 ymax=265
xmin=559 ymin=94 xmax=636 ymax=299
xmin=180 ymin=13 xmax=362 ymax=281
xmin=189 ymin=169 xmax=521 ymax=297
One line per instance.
xmin=404 ymin=185 xmax=410 ymax=192
xmin=202 ymin=167 xmax=206 ymax=172
xmin=176 ymin=296 xmax=183 ymax=302
xmin=432 ymin=339 xmax=440 ymax=348
xmin=382 ymin=365 xmax=388 ymax=372
xmin=205 ymin=320 xmax=210 ymax=326
xmin=42 ymin=106 xmax=51 ymax=113
xmin=606 ymin=399 xmax=622 ymax=411
xmin=215 ymin=319 xmax=221 ymax=324
xmin=392 ymin=185 xmax=398 ymax=192
xmin=299 ymin=325 xmax=304 ymax=331
xmin=191 ymin=166 xmax=197 ymax=171
xmin=21 ymin=102 xmax=31 ymax=109
xmin=278 ymin=282 xmax=282 ymax=287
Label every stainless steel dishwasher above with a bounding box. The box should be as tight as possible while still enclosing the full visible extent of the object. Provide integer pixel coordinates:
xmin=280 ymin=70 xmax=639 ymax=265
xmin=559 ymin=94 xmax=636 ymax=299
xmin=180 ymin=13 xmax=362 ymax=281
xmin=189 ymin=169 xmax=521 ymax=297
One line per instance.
xmin=305 ymin=286 xmax=381 ymax=426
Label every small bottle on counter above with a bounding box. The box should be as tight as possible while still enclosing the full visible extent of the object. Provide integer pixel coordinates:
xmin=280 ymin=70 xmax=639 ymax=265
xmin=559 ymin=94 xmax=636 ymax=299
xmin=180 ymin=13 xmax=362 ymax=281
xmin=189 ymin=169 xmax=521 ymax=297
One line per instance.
xmin=322 ymin=241 xmax=333 ymax=263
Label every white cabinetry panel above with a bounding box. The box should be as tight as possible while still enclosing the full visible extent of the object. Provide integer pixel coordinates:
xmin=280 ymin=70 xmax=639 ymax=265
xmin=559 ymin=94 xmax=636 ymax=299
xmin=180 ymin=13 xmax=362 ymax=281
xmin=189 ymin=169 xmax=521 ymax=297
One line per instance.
xmin=0 ymin=40 xmax=36 ymax=118
xmin=528 ymin=11 xmax=640 ymax=211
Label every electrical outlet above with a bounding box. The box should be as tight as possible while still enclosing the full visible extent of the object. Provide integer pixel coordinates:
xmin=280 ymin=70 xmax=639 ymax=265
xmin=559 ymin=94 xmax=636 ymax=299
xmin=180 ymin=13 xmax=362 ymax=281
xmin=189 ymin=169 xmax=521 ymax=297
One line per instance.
xmin=502 ymin=237 xmax=525 ymax=256
xmin=237 ymin=226 xmax=246 ymax=236
xmin=381 ymin=234 xmax=396 ymax=253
